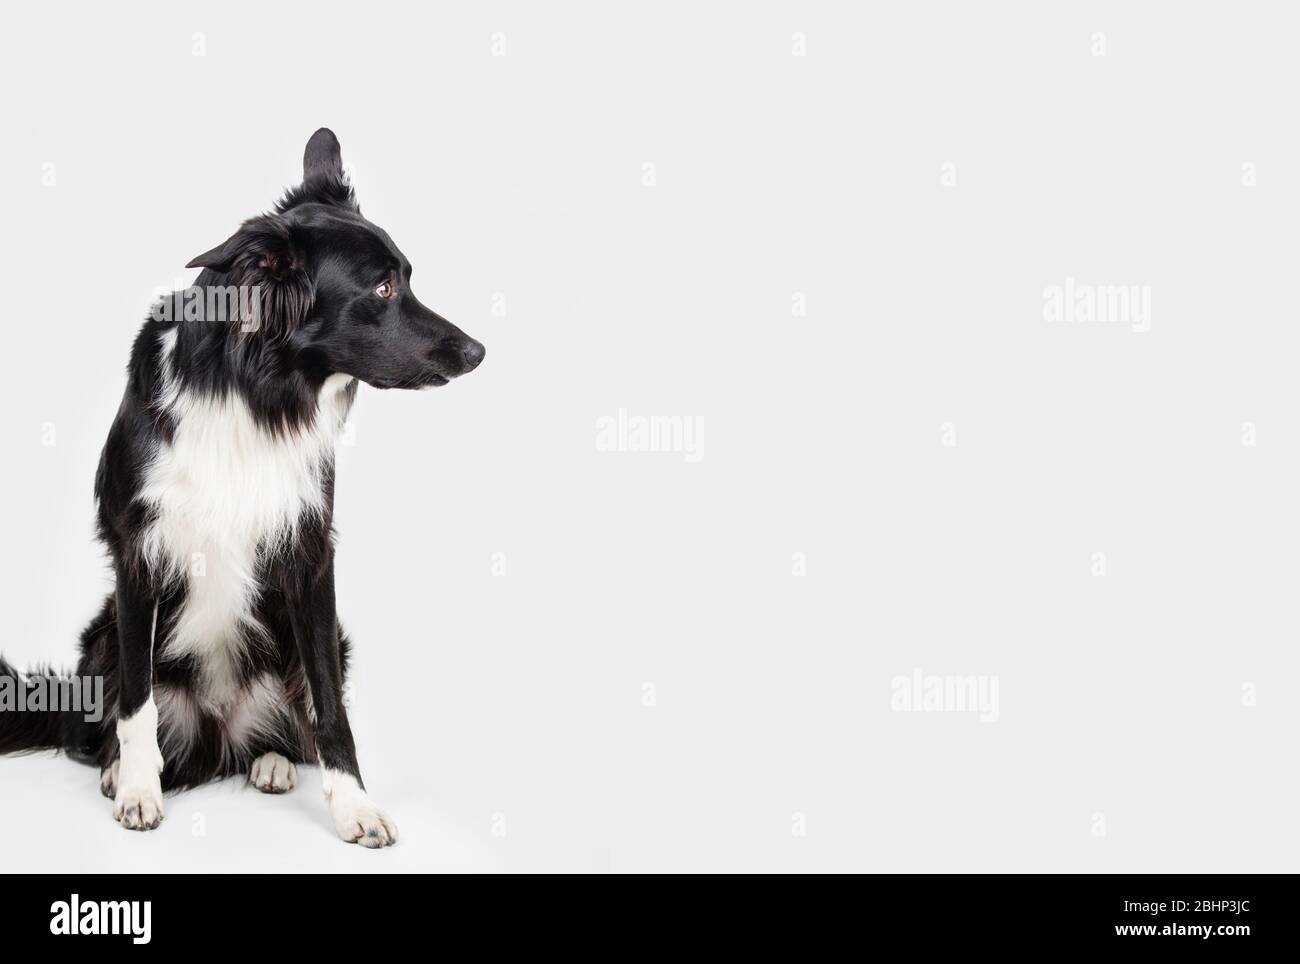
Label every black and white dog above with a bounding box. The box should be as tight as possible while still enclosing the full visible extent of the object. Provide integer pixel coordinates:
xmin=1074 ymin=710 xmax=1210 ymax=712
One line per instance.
xmin=0 ymin=129 xmax=483 ymax=847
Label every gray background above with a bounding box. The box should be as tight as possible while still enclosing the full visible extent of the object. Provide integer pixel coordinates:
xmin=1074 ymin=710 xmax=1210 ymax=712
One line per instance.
xmin=0 ymin=1 xmax=1294 ymax=872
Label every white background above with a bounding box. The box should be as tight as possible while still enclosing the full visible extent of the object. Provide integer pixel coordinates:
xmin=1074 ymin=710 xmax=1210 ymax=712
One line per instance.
xmin=0 ymin=1 xmax=1296 ymax=872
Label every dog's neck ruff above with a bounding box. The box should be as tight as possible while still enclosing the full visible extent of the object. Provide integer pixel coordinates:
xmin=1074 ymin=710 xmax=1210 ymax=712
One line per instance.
xmin=135 ymin=327 xmax=354 ymax=707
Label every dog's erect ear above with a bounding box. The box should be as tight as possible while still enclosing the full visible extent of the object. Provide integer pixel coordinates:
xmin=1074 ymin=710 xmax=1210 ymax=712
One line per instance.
xmin=304 ymin=127 xmax=344 ymax=185
xmin=185 ymin=215 xmax=313 ymax=342
xmin=275 ymin=127 xmax=356 ymax=212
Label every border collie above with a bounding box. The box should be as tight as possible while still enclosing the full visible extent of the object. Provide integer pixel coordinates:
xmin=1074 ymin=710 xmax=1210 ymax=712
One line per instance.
xmin=0 ymin=129 xmax=484 ymax=847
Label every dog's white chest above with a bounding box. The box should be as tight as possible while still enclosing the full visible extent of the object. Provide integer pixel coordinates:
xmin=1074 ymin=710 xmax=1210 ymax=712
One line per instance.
xmin=138 ymin=333 xmax=352 ymax=705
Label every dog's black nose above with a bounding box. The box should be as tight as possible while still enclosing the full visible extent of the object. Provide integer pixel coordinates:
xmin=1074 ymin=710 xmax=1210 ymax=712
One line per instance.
xmin=460 ymin=339 xmax=486 ymax=373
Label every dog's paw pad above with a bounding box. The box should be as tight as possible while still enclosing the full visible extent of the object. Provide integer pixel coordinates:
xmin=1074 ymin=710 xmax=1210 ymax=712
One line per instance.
xmin=249 ymin=752 xmax=297 ymax=793
xmin=100 ymin=760 xmax=119 ymax=799
xmin=114 ymin=783 xmax=164 ymax=831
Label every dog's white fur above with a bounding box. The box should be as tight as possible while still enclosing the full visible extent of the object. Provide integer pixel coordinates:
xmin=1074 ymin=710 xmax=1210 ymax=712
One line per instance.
xmin=250 ymin=751 xmax=297 ymax=792
xmin=139 ymin=330 xmax=354 ymax=711
xmin=114 ymin=695 xmax=164 ymax=829
xmin=323 ymin=768 xmax=398 ymax=847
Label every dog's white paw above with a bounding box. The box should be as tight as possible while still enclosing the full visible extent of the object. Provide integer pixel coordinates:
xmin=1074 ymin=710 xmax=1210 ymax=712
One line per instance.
xmin=249 ymin=752 xmax=297 ymax=793
xmin=332 ymin=796 xmax=398 ymax=848
xmin=114 ymin=778 xmax=164 ymax=831
xmin=100 ymin=759 xmax=119 ymax=799
xmin=114 ymin=697 xmax=165 ymax=831
xmin=324 ymin=770 xmax=397 ymax=848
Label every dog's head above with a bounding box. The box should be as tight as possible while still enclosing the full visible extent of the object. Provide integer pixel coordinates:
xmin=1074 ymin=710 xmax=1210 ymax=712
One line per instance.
xmin=187 ymin=128 xmax=485 ymax=390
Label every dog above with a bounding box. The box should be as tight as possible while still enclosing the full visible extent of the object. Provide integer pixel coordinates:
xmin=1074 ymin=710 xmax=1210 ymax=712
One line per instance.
xmin=0 ymin=129 xmax=484 ymax=847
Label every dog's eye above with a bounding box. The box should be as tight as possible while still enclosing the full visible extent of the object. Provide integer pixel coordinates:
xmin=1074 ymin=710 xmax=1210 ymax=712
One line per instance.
xmin=375 ymin=280 xmax=395 ymax=300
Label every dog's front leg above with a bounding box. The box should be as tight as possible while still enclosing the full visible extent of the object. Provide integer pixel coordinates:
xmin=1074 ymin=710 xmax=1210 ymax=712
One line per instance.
xmin=287 ymin=558 xmax=397 ymax=848
xmin=112 ymin=563 xmax=165 ymax=830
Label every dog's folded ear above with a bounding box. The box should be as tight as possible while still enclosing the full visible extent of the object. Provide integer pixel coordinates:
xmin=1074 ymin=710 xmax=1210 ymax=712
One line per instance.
xmin=186 ymin=215 xmax=313 ymax=342
xmin=185 ymin=239 xmax=237 ymax=273
xmin=185 ymin=215 xmax=303 ymax=276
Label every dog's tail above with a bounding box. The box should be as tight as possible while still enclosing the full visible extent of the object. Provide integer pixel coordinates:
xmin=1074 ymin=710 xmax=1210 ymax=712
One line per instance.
xmin=0 ymin=656 xmax=101 ymax=756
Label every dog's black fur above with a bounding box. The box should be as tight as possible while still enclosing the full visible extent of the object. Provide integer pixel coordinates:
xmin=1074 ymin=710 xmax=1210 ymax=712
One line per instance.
xmin=0 ymin=130 xmax=483 ymax=842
